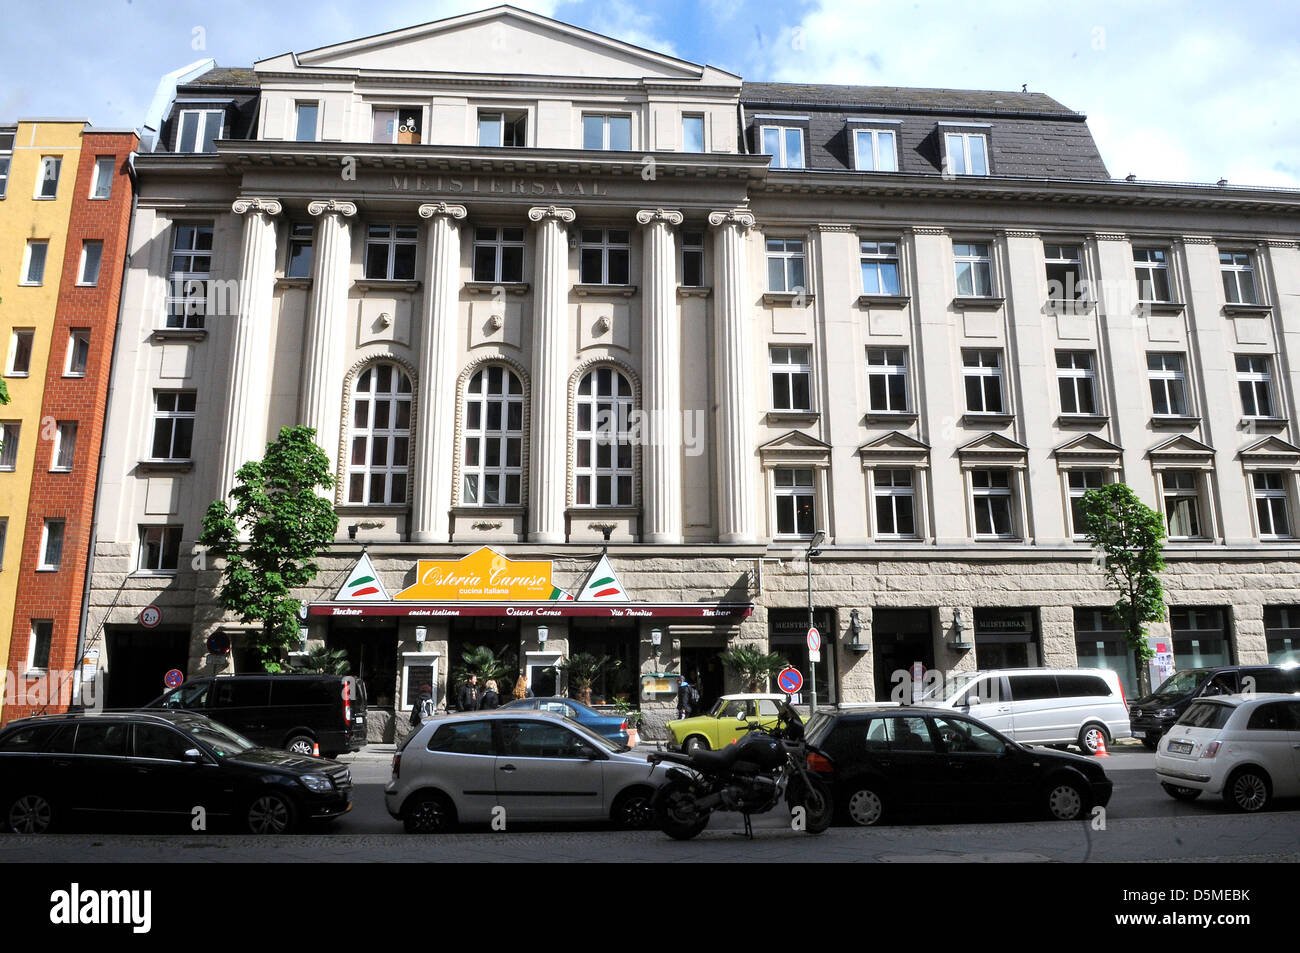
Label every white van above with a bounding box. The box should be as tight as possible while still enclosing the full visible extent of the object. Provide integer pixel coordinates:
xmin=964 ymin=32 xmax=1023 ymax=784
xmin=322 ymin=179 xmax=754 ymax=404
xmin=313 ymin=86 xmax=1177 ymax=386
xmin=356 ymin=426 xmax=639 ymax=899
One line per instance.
xmin=916 ymin=668 xmax=1131 ymax=755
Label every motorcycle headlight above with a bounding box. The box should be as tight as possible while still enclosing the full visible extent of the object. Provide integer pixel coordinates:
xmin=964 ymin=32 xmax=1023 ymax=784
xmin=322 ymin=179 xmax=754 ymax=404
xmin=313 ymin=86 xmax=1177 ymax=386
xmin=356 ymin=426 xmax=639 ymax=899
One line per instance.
xmin=1155 ymin=709 xmax=1177 ymax=719
xmin=299 ymin=774 xmax=333 ymax=793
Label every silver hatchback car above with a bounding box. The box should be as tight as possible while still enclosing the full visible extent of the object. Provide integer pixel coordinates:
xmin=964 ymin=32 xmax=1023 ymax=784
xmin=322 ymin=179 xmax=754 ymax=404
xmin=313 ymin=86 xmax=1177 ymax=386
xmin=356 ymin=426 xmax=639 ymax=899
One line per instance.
xmin=386 ymin=710 xmax=671 ymax=833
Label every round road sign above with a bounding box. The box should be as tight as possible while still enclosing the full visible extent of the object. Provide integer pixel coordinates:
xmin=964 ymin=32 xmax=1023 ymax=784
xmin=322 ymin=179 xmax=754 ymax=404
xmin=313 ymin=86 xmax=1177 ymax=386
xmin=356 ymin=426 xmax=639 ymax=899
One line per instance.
xmin=206 ymin=632 xmax=230 ymax=655
xmin=139 ymin=605 xmax=162 ymax=628
xmin=164 ymin=669 xmax=184 ymax=689
xmin=806 ymin=627 xmax=821 ymax=652
xmin=777 ymin=667 xmax=804 ymax=695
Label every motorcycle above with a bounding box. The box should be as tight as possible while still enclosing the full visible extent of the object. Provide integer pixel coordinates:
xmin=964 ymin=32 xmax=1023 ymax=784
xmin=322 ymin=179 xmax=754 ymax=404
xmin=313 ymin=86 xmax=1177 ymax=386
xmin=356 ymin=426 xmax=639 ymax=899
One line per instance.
xmin=646 ymin=702 xmax=834 ymax=839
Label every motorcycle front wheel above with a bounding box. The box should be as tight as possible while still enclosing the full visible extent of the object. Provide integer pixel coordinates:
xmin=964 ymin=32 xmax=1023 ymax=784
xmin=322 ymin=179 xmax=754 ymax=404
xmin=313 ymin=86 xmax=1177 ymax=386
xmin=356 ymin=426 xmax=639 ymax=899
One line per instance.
xmin=788 ymin=775 xmax=834 ymax=834
xmin=653 ymin=778 xmax=710 ymax=841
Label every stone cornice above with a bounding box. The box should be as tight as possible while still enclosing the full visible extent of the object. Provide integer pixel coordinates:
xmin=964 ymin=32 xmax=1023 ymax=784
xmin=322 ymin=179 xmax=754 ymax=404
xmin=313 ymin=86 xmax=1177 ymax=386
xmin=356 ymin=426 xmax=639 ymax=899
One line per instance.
xmin=528 ymin=205 xmax=577 ymax=224
xmin=1092 ymin=232 xmax=1128 ymax=242
xmin=418 ymin=201 xmax=468 ymax=220
xmin=635 ymin=208 xmax=684 ymax=225
xmin=1180 ymin=235 xmax=1216 ymax=245
xmin=708 ymin=207 xmax=756 ymax=229
xmin=307 ymin=199 xmax=358 ymax=217
xmin=232 ymin=197 xmax=282 ymax=216
xmin=1002 ymin=229 xmax=1038 ymax=239
xmin=910 ymin=226 xmax=946 ymax=235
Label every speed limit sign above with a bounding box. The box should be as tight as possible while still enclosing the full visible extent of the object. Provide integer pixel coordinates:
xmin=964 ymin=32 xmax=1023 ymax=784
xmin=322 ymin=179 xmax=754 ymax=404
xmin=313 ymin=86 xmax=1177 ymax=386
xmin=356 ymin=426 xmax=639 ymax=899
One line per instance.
xmin=139 ymin=605 xmax=162 ymax=628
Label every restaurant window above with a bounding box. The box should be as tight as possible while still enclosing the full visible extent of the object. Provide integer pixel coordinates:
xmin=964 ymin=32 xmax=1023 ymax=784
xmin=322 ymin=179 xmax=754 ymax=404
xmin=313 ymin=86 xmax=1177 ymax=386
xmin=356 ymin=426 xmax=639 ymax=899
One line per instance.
xmin=1073 ymin=608 xmax=1138 ymax=700
xmin=769 ymin=609 xmax=836 ymax=704
xmin=569 ymin=620 xmax=639 ymax=705
xmin=1263 ymin=606 xmax=1300 ymax=665
xmin=974 ymin=609 xmax=1040 ymax=669
xmin=1171 ymin=608 xmax=1232 ymax=669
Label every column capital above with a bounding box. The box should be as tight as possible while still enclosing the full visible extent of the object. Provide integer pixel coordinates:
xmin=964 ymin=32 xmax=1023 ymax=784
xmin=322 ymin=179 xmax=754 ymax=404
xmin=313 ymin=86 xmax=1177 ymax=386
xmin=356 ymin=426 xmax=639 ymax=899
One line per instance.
xmin=232 ymin=197 xmax=283 ymax=216
xmin=635 ymin=207 xmax=684 ymax=226
xmin=527 ymin=205 xmax=576 ymax=224
xmin=707 ymin=207 xmax=755 ymax=230
xmin=418 ymin=201 xmax=468 ymax=221
xmin=307 ymin=199 xmax=358 ymax=218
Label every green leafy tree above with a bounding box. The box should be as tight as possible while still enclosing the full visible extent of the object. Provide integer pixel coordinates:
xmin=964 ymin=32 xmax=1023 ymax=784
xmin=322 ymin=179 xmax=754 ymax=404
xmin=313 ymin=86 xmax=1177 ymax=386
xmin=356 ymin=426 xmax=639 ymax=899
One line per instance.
xmin=550 ymin=652 xmax=620 ymax=706
xmin=451 ymin=643 xmax=516 ymax=691
xmin=719 ymin=645 xmax=789 ymax=693
xmin=199 ymin=426 xmax=338 ymax=673
xmin=298 ymin=646 xmax=351 ymax=675
xmin=1079 ymin=482 xmax=1167 ymax=696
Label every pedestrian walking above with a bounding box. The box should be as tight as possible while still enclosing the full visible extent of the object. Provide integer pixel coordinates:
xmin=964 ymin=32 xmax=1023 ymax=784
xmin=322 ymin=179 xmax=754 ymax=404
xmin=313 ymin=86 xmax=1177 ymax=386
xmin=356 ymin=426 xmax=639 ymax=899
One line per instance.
xmin=677 ymin=677 xmax=699 ymax=720
xmin=458 ymin=673 xmax=481 ymax=712
xmin=480 ymin=679 xmax=501 ymax=710
xmin=410 ymin=683 xmax=435 ymax=728
xmin=512 ymin=675 xmax=530 ymax=700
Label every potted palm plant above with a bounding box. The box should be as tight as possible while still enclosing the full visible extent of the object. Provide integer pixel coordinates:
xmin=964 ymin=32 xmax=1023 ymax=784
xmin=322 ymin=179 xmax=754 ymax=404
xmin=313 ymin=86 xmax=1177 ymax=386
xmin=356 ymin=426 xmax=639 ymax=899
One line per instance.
xmin=550 ymin=653 xmax=620 ymax=707
xmin=718 ymin=646 xmax=789 ymax=692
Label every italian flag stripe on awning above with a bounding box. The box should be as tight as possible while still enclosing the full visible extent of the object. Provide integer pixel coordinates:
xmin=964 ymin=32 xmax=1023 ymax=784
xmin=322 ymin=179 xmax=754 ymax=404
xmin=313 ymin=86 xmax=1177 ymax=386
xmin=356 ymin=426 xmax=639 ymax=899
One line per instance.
xmin=577 ymin=555 xmax=628 ymax=602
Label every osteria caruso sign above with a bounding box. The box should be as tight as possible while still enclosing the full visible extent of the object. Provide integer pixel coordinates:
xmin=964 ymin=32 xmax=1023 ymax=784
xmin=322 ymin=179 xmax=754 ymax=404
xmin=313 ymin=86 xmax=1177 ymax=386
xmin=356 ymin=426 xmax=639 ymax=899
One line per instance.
xmin=395 ymin=546 xmax=569 ymax=602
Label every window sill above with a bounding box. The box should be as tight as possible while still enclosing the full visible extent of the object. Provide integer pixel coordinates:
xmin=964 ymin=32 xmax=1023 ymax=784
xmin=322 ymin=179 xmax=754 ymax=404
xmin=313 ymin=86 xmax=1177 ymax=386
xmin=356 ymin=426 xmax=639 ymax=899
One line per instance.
xmin=23 ymin=671 xmax=49 ymax=679
xmin=573 ymin=284 xmax=637 ymax=298
xmin=18 ymin=282 xmax=44 ymax=288
xmin=1150 ymin=415 xmax=1202 ymax=428
xmin=972 ymin=536 xmax=1023 ymax=543
xmin=566 ymin=506 xmax=639 ymax=517
xmin=863 ymin=411 xmax=917 ymax=424
xmin=1242 ymin=416 xmax=1288 ymax=429
xmin=75 ymin=282 xmax=99 ymax=289
xmin=49 ymin=468 xmax=73 ymax=475
xmin=5 ymin=372 xmax=30 ymax=379
xmin=856 ymin=294 xmax=910 ymax=308
xmin=1139 ymin=301 xmax=1185 ymax=315
xmin=451 ymin=505 xmax=526 ymax=517
xmin=1222 ymin=303 xmax=1272 ymax=316
xmin=677 ymin=286 xmax=712 ymax=299
xmin=353 ymin=279 xmax=421 ymax=292
xmin=132 ymin=570 xmax=179 ymax=578
xmin=952 ymin=296 xmax=1004 ymax=310
xmin=1057 ymin=414 xmax=1110 ymax=427
xmin=36 ymin=567 xmax=60 ymax=573
xmin=336 ymin=503 xmax=409 ymax=513
xmin=1045 ymin=298 xmax=1096 ymax=315
xmin=151 ymin=328 xmax=207 ymax=343
xmin=961 ymin=413 xmax=1015 ymax=425
xmin=276 ymin=277 xmax=312 ymax=289
xmin=762 ymin=291 xmax=815 ymax=307
xmin=766 ymin=410 xmax=820 ymax=427
xmin=138 ymin=459 xmax=194 ymax=473
xmin=464 ymin=281 xmax=530 ymax=296
xmin=62 ymin=373 xmax=87 ymax=379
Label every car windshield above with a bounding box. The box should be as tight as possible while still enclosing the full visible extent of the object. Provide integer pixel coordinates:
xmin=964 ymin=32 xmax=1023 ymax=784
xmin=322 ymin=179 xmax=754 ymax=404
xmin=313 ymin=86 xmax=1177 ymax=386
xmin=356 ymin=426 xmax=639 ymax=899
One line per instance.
xmin=1153 ymin=669 xmax=1211 ymax=697
xmin=705 ymin=698 xmax=729 ymax=718
xmin=181 ymin=718 xmax=259 ymax=757
xmin=932 ymin=671 xmax=982 ymax=701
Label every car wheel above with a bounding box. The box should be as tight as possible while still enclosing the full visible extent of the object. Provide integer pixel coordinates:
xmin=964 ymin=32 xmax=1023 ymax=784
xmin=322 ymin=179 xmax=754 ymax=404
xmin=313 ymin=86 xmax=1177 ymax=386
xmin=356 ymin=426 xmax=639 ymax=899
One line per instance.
xmin=610 ymin=787 xmax=655 ymax=831
xmin=403 ymin=791 xmax=456 ymax=834
xmin=285 ymin=735 xmax=316 ymax=756
xmin=792 ymin=777 xmax=834 ymax=834
xmin=653 ymin=778 xmax=709 ymax=840
xmin=1161 ymin=782 xmax=1202 ymax=802
xmin=1225 ymin=768 xmax=1271 ymax=813
xmin=683 ymin=736 xmax=708 ymax=755
xmin=845 ymin=785 xmax=885 ymax=827
xmin=1140 ymin=736 xmax=1160 ymax=752
xmin=1044 ymin=778 xmax=1088 ymax=821
xmin=6 ymin=794 xmax=55 ymax=834
xmin=246 ymin=791 xmax=297 ymax=834
xmin=1077 ymin=723 xmax=1109 ymax=756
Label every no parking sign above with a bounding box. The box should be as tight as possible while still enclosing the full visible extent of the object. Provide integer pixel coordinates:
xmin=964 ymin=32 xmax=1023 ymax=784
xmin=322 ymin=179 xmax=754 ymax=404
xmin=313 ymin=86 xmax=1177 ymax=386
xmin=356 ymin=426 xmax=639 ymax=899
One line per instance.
xmin=164 ymin=669 xmax=184 ymax=689
xmin=777 ymin=667 xmax=803 ymax=695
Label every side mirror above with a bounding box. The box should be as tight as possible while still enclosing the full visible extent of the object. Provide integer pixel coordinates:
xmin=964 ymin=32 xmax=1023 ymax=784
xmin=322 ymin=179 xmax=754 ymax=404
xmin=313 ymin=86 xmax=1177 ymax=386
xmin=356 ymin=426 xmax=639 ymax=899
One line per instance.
xmin=181 ymin=748 xmax=205 ymax=763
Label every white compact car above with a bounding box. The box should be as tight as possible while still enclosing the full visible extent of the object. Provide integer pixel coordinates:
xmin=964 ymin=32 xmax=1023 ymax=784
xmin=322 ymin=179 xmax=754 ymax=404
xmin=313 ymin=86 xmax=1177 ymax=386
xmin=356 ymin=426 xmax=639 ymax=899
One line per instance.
xmin=385 ymin=710 xmax=671 ymax=833
xmin=916 ymin=668 xmax=1131 ymax=754
xmin=1154 ymin=694 xmax=1300 ymax=812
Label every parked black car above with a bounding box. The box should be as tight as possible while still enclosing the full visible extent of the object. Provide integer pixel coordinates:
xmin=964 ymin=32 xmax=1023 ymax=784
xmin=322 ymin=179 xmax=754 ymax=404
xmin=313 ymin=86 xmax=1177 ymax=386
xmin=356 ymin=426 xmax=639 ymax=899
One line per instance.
xmin=803 ymin=705 xmax=1112 ymax=826
xmin=0 ymin=711 xmax=352 ymax=834
xmin=144 ymin=673 xmax=367 ymax=757
xmin=1129 ymin=664 xmax=1300 ymax=750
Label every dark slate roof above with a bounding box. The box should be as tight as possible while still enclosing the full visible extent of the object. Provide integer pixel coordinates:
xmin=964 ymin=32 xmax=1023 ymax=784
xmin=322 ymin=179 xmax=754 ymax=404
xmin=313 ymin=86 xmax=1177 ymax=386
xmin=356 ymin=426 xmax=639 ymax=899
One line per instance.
xmin=741 ymin=81 xmax=1109 ymax=180
xmin=186 ymin=67 xmax=259 ymax=88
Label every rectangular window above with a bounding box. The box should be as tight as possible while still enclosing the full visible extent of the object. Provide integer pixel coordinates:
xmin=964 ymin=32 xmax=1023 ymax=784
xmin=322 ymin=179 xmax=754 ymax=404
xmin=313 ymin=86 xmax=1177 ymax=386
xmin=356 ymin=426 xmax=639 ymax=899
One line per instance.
xmin=1044 ymin=244 xmax=1085 ymax=300
xmin=166 ymin=224 xmax=213 ymax=328
xmin=971 ymin=469 xmax=1015 ymax=537
xmin=944 ymin=132 xmax=988 ymax=175
xmin=372 ymin=107 xmax=423 ymax=144
xmin=582 ymin=114 xmax=631 ymax=151
xmin=1134 ymin=247 xmax=1171 ymax=302
xmin=35 ymin=156 xmax=61 ymax=199
xmin=859 ymin=240 xmax=900 ymax=295
xmin=91 ymin=156 xmax=115 ymax=200
xmin=472 ymin=226 xmax=525 ymax=283
xmin=40 ymin=519 xmax=65 ymax=570
xmin=8 ymin=329 xmax=34 ymax=376
xmin=1264 ymin=606 xmax=1300 ymax=663
xmin=681 ymin=230 xmax=704 ymax=287
xmin=1067 ymin=469 xmax=1107 ymax=538
xmin=962 ymin=348 xmax=1005 ymax=414
xmin=760 ymin=125 xmax=804 ymax=169
xmin=953 ymin=242 xmax=992 ymax=296
xmin=578 ymin=228 xmax=629 ymax=285
xmin=874 ymin=469 xmax=916 ymax=537
xmin=1162 ymin=470 xmax=1204 ymax=539
xmin=770 ymin=346 xmax=812 ymax=411
xmin=65 ymin=329 xmax=90 ymax=377
xmin=765 ymin=238 xmax=806 ymax=293
xmin=78 ymin=240 xmax=103 ymax=286
xmin=0 ymin=423 xmax=20 ymax=470
xmin=774 ymin=467 xmax=816 ymax=537
xmin=1147 ymin=353 xmax=1190 ymax=417
xmin=1056 ymin=351 xmax=1098 ymax=416
xmin=151 ymin=392 xmax=196 ymax=460
xmin=22 ymin=241 xmax=48 ymax=285
xmin=138 ymin=526 xmax=182 ymax=572
xmin=866 ymin=348 xmax=909 ymax=413
xmin=364 ymin=224 xmax=418 ymax=280
xmin=1236 ymin=355 xmax=1275 ymax=418
xmin=52 ymin=422 xmax=76 ymax=471
xmin=853 ymin=128 xmax=897 ymax=171
xmin=285 ymin=222 xmax=314 ymax=279
xmin=1253 ymin=473 xmax=1291 ymax=538
xmin=176 ymin=109 xmax=223 ymax=153
xmin=478 ymin=111 xmax=527 ymax=147
xmin=682 ymin=114 xmax=704 ymax=153
xmin=0 ymin=128 xmax=12 ymax=198
xmin=294 ymin=103 xmax=319 ymax=142
xmin=0 ymin=517 xmax=6 ymax=569
xmin=1220 ymin=251 xmax=1258 ymax=304
xmin=28 ymin=621 xmax=53 ymax=672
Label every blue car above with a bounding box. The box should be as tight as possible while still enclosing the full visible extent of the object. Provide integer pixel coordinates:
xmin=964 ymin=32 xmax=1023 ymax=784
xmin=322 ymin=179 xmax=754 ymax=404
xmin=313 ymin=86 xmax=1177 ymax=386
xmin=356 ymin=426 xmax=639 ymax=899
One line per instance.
xmin=498 ymin=696 xmax=630 ymax=746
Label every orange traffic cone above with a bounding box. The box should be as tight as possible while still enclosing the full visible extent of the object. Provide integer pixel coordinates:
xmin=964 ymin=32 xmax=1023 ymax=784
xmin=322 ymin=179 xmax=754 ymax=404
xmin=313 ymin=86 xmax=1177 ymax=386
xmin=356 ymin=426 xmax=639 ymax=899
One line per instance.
xmin=1095 ymin=736 xmax=1110 ymax=758
xmin=312 ymin=742 xmax=321 ymax=757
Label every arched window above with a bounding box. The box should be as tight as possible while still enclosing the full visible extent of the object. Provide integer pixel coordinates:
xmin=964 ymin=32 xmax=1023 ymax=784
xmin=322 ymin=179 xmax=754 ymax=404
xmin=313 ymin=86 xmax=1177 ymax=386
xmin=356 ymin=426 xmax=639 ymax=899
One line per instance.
xmin=574 ymin=367 xmax=634 ymax=506
xmin=462 ymin=365 xmax=523 ymax=506
xmin=347 ymin=362 xmax=411 ymax=504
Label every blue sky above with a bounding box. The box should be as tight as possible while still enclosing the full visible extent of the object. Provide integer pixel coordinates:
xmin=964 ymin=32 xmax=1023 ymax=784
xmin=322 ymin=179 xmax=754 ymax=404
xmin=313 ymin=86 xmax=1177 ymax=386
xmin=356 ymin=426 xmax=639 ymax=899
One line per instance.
xmin=1 ymin=0 xmax=1297 ymax=186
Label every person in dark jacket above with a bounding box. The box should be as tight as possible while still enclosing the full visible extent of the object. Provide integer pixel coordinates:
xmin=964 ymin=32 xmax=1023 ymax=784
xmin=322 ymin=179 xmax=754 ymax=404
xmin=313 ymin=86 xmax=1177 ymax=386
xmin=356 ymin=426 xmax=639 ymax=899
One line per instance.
xmin=677 ymin=678 xmax=697 ymax=720
xmin=480 ymin=679 xmax=501 ymax=710
xmin=458 ymin=674 xmax=480 ymax=712
xmin=410 ymin=684 xmax=434 ymax=728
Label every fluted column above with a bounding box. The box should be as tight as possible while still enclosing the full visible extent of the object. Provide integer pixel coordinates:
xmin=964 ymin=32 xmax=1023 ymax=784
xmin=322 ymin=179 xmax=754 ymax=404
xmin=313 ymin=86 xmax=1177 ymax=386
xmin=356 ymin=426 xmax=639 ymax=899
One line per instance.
xmin=709 ymin=207 xmax=757 ymax=543
xmin=637 ymin=208 xmax=684 ymax=544
xmin=527 ymin=205 xmax=576 ymax=543
xmin=410 ymin=201 xmax=467 ymax=542
xmin=299 ymin=199 xmax=357 ymax=463
xmin=219 ymin=197 xmax=282 ymax=500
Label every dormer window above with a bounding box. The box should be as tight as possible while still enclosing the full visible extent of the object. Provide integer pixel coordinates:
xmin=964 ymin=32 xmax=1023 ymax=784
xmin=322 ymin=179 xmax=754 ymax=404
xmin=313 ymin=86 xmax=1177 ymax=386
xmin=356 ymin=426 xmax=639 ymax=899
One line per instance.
xmin=943 ymin=131 xmax=989 ymax=175
xmin=760 ymin=125 xmax=804 ymax=169
xmin=373 ymin=108 xmax=422 ymax=145
xmin=176 ymin=109 xmax=224 ymax=153
xmin=850 ymin=125 xmax=898 ymax=172
xmin=479 ymin=111 xmax=527 ymax=147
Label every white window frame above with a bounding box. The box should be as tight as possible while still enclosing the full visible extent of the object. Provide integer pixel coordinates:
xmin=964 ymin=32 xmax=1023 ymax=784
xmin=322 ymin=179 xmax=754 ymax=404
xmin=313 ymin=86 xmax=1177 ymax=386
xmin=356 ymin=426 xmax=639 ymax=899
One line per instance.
xmin=578 ymin=228 xmax=630 ymax=285
xmin=461 ymin=365 xmax=524 ymax=507
xmin=769 ymin=346 xmax=813 ymax=412
xmin=581 ymin=113 xmax=632 ymax=151
xmin=65 ymin=328 xmax=90 ymax=377
xmin=39 ymin=519 xmax=65 ymax=571
xmin=765 ymin=238 xmax=806 ymax=293
xmin=1056 ymin=350 xmax=1099 ymax=417
xmin=26 ymin=620 xmax=53 ymax=674
xmin=872 ymin=468 xmax=918 ymax=539
xmin=8 ymin=328 xmax=34 ymax=376
xmin=1161 ymin=469 xmax=1207 ymax=540
xmin=294 ymin=102 xmax=320 ymax=142
xmin=363 ymin=224 xmax=418 ymax=281
xmin=1236 ymin=355 xmax=1276 ymax=419
xmin=0 ymin=128 xmax=12 ymax=198
xmin=866 ymin=347 xmax=910 ymax=413
xmin=953 ymin=242 xmax=993 ymax=296
xmin=682 ymin=114 xmax=705 ymax=153
xmin=1220 ymin=250 xmax=1259 ymax=305
xmin=21 ymin=240 xmax=48 ymax=286
xmin=0 ymin=422 xmax=21 ymax=471
xmin=471 ymin=226 xmax=525 ymax=283
xmin=0 ymin=517 xmax=6 ymax=569
xmin=175 ymin=109 xmax=224 ymax=153
xmin=1044 ymin=243 xmax=1086 ymax=301
xmin=1134 ymin=247 xmax=1172 ymax=303
xmin=372 ymin=106 xmax=424 ymax=145
xmin=859 ymin=240 xmax=901 ymax=295
xmin=681 ymin=229 xmax=705 ymax=287
xmin=759 ymin=125 xmax=805 ymax=169
xmin=1251 ymin=472 xmax=1293 ymax=540
xmin=51 ymin=421 xmax=76 ymax=472
xmin=773 ymin=467 xmax=817 ymax=538
xmin=34 ymin=155 xmax=61 ymax=199
xmin=852 ymin=127 xmax=898 ymax=172
xmin=573 ymin=367 xmax=635 ymax=508
xmin=943 ymin=132 xmax=989 ymax=175
xmin=77 ymin=240 xmax=103 ymax=287
xmin=1147 ymin=352 xmax=1192 ymax=418
xmin=166 ymin=223 xmax=214 ymax=328
xmin=90 ymin=156 xmax=114 ymax=200
xmin=138 ymin=525 xmax=183 ymax=573
xmin=346 ymin=362 xmax=413 ymax=506
xmin=970 ymin=469 xmax=1018 ymax=539
xmin=962 ymin=348 xmax=1006 ymax=415
xmin=150 ymin=391 xmax=196 ymax=461
xmin=1066 ymin=469 xmax=1110 ymax=539
xmin=400 ymin=651 xmax=442 ymax=713
xmin=286 ymin=222 xmax=314 ymax=279
xmin=478 ymin=110 xmax=527 ymax=147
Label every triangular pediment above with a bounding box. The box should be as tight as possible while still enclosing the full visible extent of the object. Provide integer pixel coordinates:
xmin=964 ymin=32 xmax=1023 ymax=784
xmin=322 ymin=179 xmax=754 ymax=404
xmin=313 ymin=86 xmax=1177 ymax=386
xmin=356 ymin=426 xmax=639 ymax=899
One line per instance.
xmin=859 ymin=431 xmax=930 ymax=454
xmin=956 ymin=432 xmax=1029 ymax=455
xmin=1239 ymin=436 xmax=1300 ymax=463
xmin=1054 ymin=433 xmax=1123 ymax=459
xmin=270 ymin=6 xmax=710 ymax=81
xmin=759 ymin=430 xmax=833 ymax=453
xmin=1148 ymin=434 xmax=1215 ymax=459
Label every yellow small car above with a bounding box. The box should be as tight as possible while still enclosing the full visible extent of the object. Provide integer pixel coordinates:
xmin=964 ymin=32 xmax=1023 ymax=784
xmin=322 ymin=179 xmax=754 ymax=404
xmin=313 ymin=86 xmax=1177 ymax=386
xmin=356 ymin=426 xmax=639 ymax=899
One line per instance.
xmin=666 ymin=694 xmax=787 ymax=753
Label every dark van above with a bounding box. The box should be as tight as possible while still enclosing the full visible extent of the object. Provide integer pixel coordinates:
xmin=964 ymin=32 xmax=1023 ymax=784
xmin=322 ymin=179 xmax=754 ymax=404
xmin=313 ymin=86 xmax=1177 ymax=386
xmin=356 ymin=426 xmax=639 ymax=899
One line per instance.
xmin=144 ymin=674 xmax=367 ymax=757
xmin=1129 ymin=664 xmax=1300 ymax=749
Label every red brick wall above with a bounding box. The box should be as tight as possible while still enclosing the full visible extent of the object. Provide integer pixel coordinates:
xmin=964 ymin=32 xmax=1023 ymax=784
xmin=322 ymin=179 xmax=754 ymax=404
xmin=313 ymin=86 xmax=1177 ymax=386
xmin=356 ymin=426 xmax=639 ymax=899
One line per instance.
xmin=4 ymin=131 xmax=137 ymax=721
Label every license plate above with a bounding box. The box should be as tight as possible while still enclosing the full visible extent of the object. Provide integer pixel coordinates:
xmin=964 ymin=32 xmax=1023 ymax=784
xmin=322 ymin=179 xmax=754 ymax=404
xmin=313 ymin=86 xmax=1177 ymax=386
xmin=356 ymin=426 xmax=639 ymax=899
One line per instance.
xmin=1169 ymin=741 xmax=1193 ymax=754
xmin=355 ymin=716 xmax=364 ymax=723
xmin=1132 ymin=730 xmax=1145 ymax=738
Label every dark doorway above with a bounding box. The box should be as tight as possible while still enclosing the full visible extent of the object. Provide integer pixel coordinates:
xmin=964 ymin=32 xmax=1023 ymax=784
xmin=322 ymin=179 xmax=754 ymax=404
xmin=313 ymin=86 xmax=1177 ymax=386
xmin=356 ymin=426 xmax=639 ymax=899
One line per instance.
xmin=568 ymin=619 xmax=638 ymax=705
xmin=327 ymin=619 xmax=399 ymax=708
xmin=105 ymin=627 xmax=190 ymax=708
xmin=873 ymin=609 xmax=935 ymax=702
xmin=768 ymin=609 xmax=838 ymax=704
xmin=680 ymin=645 xmax=725 ymax=713
xmin=449 ymin=616 xmax=521 ymax=700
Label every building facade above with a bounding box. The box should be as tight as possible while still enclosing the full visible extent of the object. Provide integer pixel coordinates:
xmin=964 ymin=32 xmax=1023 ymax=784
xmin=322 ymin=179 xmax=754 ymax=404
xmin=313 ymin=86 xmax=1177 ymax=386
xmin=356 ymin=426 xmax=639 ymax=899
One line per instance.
xmin=86 ymin=6 xmax=1300 ymax=739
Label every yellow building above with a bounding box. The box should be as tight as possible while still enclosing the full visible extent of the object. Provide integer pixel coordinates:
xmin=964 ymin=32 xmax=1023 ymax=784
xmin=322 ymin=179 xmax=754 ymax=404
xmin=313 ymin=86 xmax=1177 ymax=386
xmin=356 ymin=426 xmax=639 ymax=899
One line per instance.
xmin=0 ymin=120 xmax=85 ymax=715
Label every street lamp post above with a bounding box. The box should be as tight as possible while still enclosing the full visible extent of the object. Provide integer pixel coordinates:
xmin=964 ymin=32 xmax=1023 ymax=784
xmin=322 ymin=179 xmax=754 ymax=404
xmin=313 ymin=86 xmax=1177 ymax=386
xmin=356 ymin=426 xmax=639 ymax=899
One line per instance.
xmin=806 ymin=530 xmax=825 ymax=713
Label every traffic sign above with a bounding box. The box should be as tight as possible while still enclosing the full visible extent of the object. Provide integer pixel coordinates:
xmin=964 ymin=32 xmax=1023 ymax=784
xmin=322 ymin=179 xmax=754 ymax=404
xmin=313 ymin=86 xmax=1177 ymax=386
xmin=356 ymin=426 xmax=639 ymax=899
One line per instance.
xmin=206 ymin=632 xmax=230 ymax=655
xmin=139 ymin=605 xmax=162 ymax=628
xmin=777 ymin=667 xmax=803 ymax=695
xmin=806 ymin=627 xmax=821 ymax=652
xmin=809 ymin=649 xmax=821 ymax=663
xmin=164 ymin=669 xmax=184 ymax=689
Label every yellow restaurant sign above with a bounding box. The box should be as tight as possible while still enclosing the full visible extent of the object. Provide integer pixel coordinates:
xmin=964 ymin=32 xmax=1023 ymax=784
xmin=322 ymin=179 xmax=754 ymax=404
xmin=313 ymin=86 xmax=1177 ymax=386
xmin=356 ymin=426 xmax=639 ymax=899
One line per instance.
xmin=394 ymin=547 xmax=567 ymax=602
